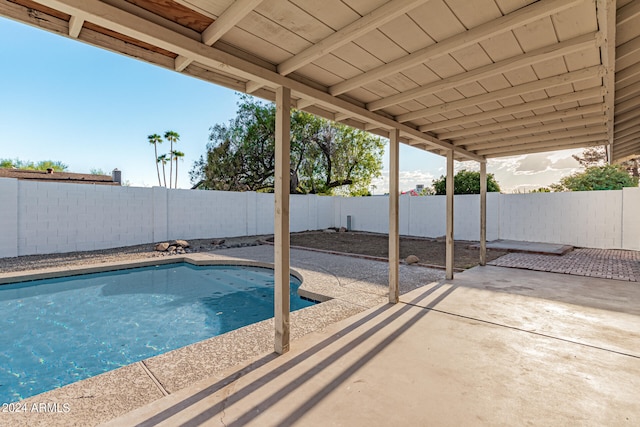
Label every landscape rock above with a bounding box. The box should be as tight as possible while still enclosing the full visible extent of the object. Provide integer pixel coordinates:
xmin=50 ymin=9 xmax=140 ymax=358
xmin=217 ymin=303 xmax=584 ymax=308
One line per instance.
xmin=155 ymin=242 xmax=169 ymax=252
xmin=212 ymin=239 xmax=226 ymax=246
xmin=171 ymin=239 xmax=189 ymax=248
xmin=339 ymin=227 xmax=347 ymax=232
xmin=323 ymin=228 xmax=337 ymax=233
xmin=168 ymin=246 xmax=177 ymax=253
xmin=406 ymin=255 xmax=420 ymax=264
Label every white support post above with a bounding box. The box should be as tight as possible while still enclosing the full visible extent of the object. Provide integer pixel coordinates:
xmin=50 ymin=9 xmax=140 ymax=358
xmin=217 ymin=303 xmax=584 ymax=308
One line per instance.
xmin=389 ymin=129 xmax=400 ymax=303
xmin=446 ymin=150 xmax=455 ymax=279
xmin=480 ymin=161 xmax=487 ymax=266
xmin=274 ymin=85 xmax=291 ymax=354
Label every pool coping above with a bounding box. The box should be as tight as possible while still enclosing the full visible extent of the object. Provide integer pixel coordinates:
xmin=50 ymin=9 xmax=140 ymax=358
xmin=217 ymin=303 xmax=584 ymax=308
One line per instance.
xmin=0 ymin=248 xmax=443 ymax=427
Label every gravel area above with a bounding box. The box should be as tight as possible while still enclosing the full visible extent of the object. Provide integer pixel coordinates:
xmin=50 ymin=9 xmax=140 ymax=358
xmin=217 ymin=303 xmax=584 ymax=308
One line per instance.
xmin=0 ymin=236 xmax=271 ymax=274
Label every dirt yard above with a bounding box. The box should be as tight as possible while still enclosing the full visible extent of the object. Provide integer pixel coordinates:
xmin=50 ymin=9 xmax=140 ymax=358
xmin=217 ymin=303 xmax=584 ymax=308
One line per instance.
xmin=285 ymin=231 xmax=508 ymax=269
xmin=0 ymin=232 xmax=507 ymax=273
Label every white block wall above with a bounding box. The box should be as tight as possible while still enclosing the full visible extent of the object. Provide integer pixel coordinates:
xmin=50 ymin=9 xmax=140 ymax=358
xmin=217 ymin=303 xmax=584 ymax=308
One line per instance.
xmin=1 ymin=177 xmax=639 ymax=257
xmin=498 ymin=191 xmax=624 ymax=249
xmin=622 ymin=187 xmax=640 ymax=250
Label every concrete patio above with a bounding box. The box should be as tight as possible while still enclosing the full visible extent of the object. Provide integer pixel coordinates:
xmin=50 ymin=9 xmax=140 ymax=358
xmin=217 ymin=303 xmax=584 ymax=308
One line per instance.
xmin=102 ymin=263 xmax=640 ymax=427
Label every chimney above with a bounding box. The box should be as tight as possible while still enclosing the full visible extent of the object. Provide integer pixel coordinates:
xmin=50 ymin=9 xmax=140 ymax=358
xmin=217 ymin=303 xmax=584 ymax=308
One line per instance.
xmin=111 ymin=168 xmax=122 ymax=185
xmin=46 ymin=168 xmax=54 ymax=174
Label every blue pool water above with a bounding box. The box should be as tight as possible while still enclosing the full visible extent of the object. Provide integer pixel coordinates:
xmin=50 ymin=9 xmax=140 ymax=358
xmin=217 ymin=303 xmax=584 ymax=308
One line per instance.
xmin=0 ymin=263 xmax=314 ymax=403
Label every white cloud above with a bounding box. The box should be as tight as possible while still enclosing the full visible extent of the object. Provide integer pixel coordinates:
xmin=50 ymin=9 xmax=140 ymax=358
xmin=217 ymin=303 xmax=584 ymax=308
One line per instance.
xmin=371 ymin=169 xmax=436 ymax=194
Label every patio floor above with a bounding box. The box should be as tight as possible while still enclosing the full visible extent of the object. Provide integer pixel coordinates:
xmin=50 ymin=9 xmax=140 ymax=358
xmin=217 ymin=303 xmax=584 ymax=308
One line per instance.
xmin=490 ymin=248 xmax=640 ymax=282
xmin=103 ymin=264 xmax=640 ymax=426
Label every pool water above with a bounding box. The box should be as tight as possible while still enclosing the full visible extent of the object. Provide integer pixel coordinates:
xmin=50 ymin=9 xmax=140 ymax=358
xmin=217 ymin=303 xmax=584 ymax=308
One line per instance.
xmin=0 ymin=263 xmax=314 ymax=403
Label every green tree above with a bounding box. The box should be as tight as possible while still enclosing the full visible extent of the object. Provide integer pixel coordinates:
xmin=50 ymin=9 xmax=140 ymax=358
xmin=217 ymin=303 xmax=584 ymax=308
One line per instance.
xmin=172 ymin=150 xmax=185 ymax=189
xmin=550 ymin=164 xmax=639 ymax=191
xmin=157 ymin=154 xmax=169 ymax=187
xmin=431 ymin=170 xmax=501 ymax=195
xmin=164 ymin=131 xmax=180 ymax=189
xmin=0 ymin=158 xmax=68 ymax=171
xmin=90 ymin=168 xmax=106 ymax=175
xmin=190 ymin=95 xmax=384 ymax=196
xmin=572 ymin=146 xmax=607 ymax=167
xmin=148 ymin=134 xmax=163 ymax=186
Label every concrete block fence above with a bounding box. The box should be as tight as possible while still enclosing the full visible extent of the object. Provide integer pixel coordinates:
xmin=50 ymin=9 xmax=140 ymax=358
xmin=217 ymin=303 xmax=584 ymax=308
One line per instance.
xmin=1 ymin=177 xmax=639 ymax=258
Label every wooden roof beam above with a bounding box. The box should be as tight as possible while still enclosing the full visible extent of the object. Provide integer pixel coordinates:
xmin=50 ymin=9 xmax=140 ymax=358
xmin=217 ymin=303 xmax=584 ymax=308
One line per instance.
xmin=276 ymin=0 xmax=428 ymax=76
xmin=613 ymin=141 xmax=640 ymax=156
xmin=245 ymin=80 xmax=264 ymax=94
xmin=466 ymin=126 xmax=608 ymax=152
xmin=68 ymin=14 xmax=84 ymax=37
xmin=31 ymin=0 xmax=481 ymax=161
xmin=614 ymin=93 xmax=640 ymax=114
xmin=396 ymin=66 xmax=603 ymax=123
xmin=614 ymin=123 xmax=640 ymax=140
xmin=614 ymin=107 xmax=640 ymax=125
xmin=329 ymin=0 xmax=583 ymax=96
xmin=615 ymin=114 xmax=640 ymax=131
xmin=438 ymin=104 xmax=606 ymax=140
xmin=485 ymin=139 xmax=606 ymax=158
xmin=596 ymin=0 xmax=617 ymax=152
xmin=421 ymin=86 xmax=605 ymax=132
xmin=615 ymin=80 xmax=640 ymax=103
xmin=478 ymin=134 xmax=607 ymax=157
xmin=455 ymin=116 xmax=607 ymax=147
xmin=367 ymin=32 xmax=600 ymax=111
xmin=617 ymin=0 xmax=640 ymax=26
xmin=175 ymin=0 xmax=264 ymax=71
xmin=614 ymin=61 xmax=640 ymax=88
xmin=614 ymin=126 xmax=640 ymax=148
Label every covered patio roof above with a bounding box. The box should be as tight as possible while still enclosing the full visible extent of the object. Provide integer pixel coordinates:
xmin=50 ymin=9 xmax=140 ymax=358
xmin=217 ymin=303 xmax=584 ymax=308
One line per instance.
xmin=3 ymin=0 xmax=640 ymax=354
xmin=2 ymin=0 xmax=639 ymax=162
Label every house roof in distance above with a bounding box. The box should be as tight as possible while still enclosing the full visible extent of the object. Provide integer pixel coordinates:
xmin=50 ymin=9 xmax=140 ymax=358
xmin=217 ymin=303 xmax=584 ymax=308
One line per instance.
xmin=0 ymin=168 xmax=120 ymax=185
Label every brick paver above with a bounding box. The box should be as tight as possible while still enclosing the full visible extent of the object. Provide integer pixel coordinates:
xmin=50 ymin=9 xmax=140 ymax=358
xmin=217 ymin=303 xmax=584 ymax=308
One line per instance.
xmin=488 ymin=248 xmax=640 ymax=282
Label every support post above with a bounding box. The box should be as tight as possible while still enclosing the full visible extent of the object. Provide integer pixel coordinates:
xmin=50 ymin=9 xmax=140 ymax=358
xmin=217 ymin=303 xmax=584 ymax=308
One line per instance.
xmin=388 ymin=129 xmax=400 ymax=303
xmin=274 ymin=86 xmax=291 ymax=354
xmin=479 ymin=160 xmax=487 ymax=266
xmin=446 ymin=150 xmax=454 ymax=279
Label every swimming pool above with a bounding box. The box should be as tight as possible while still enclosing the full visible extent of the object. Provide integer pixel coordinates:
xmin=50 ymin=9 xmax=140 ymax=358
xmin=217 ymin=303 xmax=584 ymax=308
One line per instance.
xmin=0 ymin=263 xmax=315 ymax=403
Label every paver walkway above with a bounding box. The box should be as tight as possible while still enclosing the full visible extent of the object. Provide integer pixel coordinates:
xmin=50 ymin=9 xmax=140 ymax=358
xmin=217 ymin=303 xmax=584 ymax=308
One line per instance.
xmin=489 ymin=248 xmax=640 ymax=282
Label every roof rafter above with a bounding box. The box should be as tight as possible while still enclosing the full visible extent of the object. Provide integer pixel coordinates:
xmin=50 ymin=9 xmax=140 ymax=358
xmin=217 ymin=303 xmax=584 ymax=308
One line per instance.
xmin=421 ymin=86 xmax=605 ymax=132
xmin=276 ymin=0 xmax=428 ymax=76
xmin=438 ymin=104 xmax=606 ymax=140
xmin=462 ymin=125 xmax=608 ymax=151
xmin=396 ymin=66 xmax=603 ymax=123
xmin=329 ymin=0 xmax=583 ymax=96
xmin=617 ymin=0 xmax=640 ymax=26
xmin=367 ymin=32 xmax=600 ymax=111
xmin=455 ymin=116 xmax=607 ymax=147
xmin=476 ymin=133 xmax=607 ymax=157
xmin=483 ymin=137 xmax=605 ymax=158
xmin=175 ymin=0 xmax=264 ymax=72
xmin=30 ymin=0 xmax=482 ymax=161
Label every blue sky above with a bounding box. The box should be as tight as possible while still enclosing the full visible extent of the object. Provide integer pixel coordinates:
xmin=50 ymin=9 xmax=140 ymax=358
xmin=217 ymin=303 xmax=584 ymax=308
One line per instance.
xmin=1 ymin=17 xmax=584 ymax=193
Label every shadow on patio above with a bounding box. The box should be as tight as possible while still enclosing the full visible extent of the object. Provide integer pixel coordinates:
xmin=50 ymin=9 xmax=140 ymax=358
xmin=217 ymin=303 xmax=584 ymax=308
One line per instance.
xmin=105 ymin=268 xmax=640 ymax=426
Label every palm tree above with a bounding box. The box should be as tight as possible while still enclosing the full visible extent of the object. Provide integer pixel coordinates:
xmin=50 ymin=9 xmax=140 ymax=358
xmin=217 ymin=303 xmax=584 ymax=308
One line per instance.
xmin=148 ymin=134 xmax=163 ymax=186
xmin=164 ymin=131 xmax=180 ymax=189
xmin=172 ymin=150 xmax=185 ymax=189
xmin=157 ymin=154 xmax=169 ymax=188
